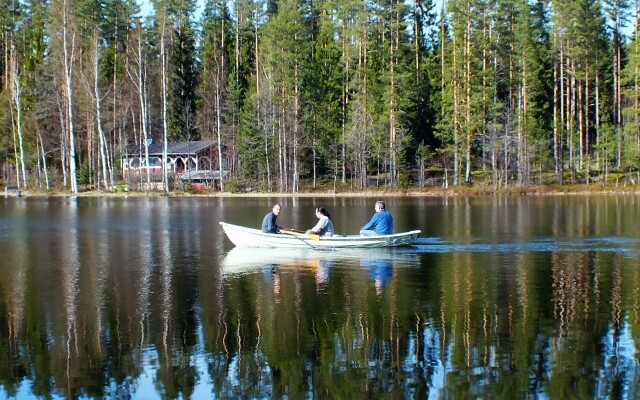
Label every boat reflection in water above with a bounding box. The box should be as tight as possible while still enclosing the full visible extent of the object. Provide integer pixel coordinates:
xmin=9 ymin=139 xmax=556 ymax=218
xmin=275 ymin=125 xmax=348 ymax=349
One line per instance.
xmin=221 ymin=246 xmax=420 ymax=292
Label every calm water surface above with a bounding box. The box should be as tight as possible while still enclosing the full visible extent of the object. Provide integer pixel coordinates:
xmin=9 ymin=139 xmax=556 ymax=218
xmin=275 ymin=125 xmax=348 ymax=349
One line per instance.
xmin=0 ymin=195 xmax=639 ymax=399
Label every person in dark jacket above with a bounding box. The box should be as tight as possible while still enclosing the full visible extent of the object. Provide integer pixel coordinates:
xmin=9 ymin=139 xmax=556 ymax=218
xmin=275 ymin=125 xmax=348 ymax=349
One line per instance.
xmin=261 ymin=204 xmax=282 ymax=233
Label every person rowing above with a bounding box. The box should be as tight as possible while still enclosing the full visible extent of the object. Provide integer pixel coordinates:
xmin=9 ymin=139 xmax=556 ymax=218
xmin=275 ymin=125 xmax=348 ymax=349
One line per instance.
xmin=306 ymin=206 xmax=334 ymax=237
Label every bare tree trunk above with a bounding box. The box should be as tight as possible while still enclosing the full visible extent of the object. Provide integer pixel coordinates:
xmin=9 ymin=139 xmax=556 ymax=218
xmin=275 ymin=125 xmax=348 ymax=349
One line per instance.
xmin=504 ymin=117 xmax=509 ymax=188
xmin=389 ymin=0 xmax=399 ymax=186
xmin=92 ymin=32 xmax=109 ymax=190
xmin=568 ymin=61 xmax=574 ymax=175
xmin=341 ymin=21 xmax=348 ymax=184
xmin=441 ymin=1 xmax=447 ymax=187
xmin=88 ymin=109 xmax=94 ymax=189
xmin=110 ymin=22 xmax=119 ymax=187
xmin=215 ymin=84 xmax=224 ymax=191
xmin=578 ymin=78 xmax=584 ymax=171
xmin=464 ymin=0 xmax=472 ymax=184
xmin=10 ymin=46 xmax=27 ymax=188
xmin=127 ymin=25 xmax=150 ymax=188
xmin=559 ymin=43 xmax=565 ymax=183
xmin=38 ymin=131 xmax=50 ymax=189
xmin=216 ymin=18 xmax=226 ymax=192
xmin=517 ymin=82 xmax=523 ymax=185
xmin=521 ymin=60 xmax=529 ymax=185
xmin=56 ymin=92 xmax=68 ymax=187
xmin=293 ymin=61 xmax=300 ymax=193
xmin=361 ymin=32 xmax=369 ymax=188
xmin=274 ymin=87 xmax=289 ymax=192
xmin=161 ymin=20 xmax=169 ymax=192
xmin=482 ymin=15 xmax=489 ymax=173
xmin=595 ymin=71 xmax=600 ymax=173
xmin=62 ymin=0 xmax=78 ymax=193
xmin=616 ymin=35 xmax=622 ymax=169
xmin=553 ymin=40 xmax=560 ymax=181
xmin=10 ymin=110 xmax=20 ymax=188
xmin=453 ymin=33 xmax=459 ymax=186
xmin=585 ymin=64 xmax=590 ymax=184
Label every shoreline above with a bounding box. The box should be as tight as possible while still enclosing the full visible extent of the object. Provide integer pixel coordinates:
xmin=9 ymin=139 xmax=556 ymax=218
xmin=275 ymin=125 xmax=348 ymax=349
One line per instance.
xmin=12 ymin=184 xmax=640 ymax=198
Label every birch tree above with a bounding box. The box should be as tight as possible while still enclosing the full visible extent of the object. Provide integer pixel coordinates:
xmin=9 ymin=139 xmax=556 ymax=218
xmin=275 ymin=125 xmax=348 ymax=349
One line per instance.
xmin=126 ymin=22 xmax=151 ymax=187
xmin=89 ymin=30 xmax=111 ymax=190
xmin=9 ymin=44 xmax=27 ymax=188
xmin=48 ymin=0 xmax=80 ymax=192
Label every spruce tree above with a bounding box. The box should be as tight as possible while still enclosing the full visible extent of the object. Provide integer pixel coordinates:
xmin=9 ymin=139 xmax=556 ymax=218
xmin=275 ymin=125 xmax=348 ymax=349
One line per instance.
xmin=167 ymin=0 xmax=199 ymax=141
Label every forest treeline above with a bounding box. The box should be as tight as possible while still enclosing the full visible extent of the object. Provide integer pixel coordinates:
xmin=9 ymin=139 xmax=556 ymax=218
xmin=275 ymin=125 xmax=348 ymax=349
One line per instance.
xmin=1 ymin=0 xmax=640 ymax=193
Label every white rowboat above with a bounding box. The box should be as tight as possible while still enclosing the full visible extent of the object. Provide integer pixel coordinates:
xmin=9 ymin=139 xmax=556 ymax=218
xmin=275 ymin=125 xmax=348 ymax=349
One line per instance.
xmin=220 ymin=222 xmax=420 ymax=249
xmin=219 ymin=222 xmax=421 ymax=249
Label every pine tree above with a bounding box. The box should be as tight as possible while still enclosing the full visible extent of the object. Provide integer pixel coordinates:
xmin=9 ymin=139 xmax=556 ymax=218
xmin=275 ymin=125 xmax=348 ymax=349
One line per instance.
xmin=513 ymin=0 xmax=552 ymax=184
xmin=604 ymin=0 xmax=631 ymax=172
xmin=434 ymin=3 xmax=455 ymax=187
xmin=100 ymin=0 xmax=139 ymax=80
xmin=442 ymin=0 xmax=484 ymax=185
xmin=406 ymin=0 xmax=439 ymax=153
xmin=168 ymin=0 xmax=199 ymax=141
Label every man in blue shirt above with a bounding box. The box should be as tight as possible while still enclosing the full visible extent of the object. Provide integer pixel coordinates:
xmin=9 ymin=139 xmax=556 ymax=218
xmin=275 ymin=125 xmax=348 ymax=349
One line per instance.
xmin=262 ymin=204 xmax=282 ymax=233
xmin=360 ymin=201 xmax=393 ymax=236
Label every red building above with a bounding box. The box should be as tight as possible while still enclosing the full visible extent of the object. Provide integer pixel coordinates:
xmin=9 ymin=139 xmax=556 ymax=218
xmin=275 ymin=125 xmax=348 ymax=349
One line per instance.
xmin=122 ymin=140 xmax=229 ymax=186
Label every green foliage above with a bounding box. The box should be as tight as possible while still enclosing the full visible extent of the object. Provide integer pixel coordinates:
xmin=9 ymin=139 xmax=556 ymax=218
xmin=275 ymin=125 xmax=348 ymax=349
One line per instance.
xmin=168 ymin=0 xmax=200 ymax=141
xmin=0 ymin=90 xmax=11 ymax=149
xmin=100 ymin=0 xmax=139 ymax=81
xmin=224 ymin=178 xmax=239 ymax=193
xmin=237 ymin=92 xmax=265 ymax=181
xmin=1 ymin=0 xmax=639 ymax=193
xmin=78 ymin=159 xmax=91 ymax=185
xmin=109 ymin=183 xmax=130 ymax=192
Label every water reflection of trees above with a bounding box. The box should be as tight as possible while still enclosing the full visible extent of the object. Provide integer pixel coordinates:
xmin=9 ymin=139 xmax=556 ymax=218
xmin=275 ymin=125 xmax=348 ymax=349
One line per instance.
xmin=201 ymin=250 xmax=640 ymax=398
xmin=1 ymin=244 xmax=640 ymax=397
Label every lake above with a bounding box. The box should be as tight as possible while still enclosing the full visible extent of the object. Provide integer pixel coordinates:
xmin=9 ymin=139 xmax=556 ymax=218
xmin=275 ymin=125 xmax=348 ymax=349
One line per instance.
xmin=0 ymin=195 xmax=639 ymax=399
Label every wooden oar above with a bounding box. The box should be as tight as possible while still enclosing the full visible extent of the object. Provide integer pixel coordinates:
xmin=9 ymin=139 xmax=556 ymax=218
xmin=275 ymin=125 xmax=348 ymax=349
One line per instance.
xmin=280 ymin=229 xmax=320 ymax=241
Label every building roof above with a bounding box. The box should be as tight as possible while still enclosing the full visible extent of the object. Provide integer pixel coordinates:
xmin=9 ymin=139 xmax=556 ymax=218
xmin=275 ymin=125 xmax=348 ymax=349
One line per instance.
xmin=124 ymin=140 xmax=216 ymax=156
xmin=180 ymin=170 xmax=230 ymax=181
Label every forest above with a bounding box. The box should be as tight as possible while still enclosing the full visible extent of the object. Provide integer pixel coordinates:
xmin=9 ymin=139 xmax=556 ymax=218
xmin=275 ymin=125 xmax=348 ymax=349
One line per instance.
xmin=1 ymin=0 xmax=639 ymax=193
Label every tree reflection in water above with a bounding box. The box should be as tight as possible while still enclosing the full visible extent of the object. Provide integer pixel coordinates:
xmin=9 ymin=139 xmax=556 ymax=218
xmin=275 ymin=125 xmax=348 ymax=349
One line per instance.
xmin=0 ymin=197 xmax=639 ymax=398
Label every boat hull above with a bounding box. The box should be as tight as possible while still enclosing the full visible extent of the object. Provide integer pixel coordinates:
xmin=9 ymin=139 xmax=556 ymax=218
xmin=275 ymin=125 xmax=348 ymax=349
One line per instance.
xmin=219 ymin=222 xmax=420 ymax=249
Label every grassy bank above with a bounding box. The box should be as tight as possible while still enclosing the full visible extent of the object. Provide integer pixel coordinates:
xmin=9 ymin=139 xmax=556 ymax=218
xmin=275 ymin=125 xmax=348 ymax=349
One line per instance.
xmin=13 ymin=181 xmax=640 ymax=198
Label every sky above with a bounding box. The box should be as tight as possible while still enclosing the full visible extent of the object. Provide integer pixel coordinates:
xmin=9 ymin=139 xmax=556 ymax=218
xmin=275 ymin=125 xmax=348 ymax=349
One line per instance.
xmin=138 ymin=0 xmax=205 ymax=19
